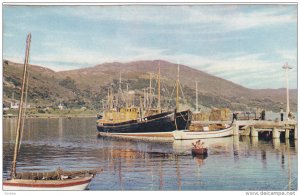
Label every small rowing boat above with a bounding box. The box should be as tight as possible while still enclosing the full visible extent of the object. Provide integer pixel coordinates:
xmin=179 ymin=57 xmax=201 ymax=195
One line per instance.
xmin=191 ymin=148 xmax=208 ymax=156
xmin=191 ymin=140 xmax=208 ymax=156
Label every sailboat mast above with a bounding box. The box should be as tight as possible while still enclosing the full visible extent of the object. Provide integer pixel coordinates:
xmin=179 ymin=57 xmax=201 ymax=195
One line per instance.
xmin=176 ymin=64 xmax=179 ymax=110
xmin=107 ymin=88 xmax=110 ymax=109
xmin=157 ymin=62 xmax=161 ymax=112
xmin=119 ymin=71 xmax=122 ymax=90
xmin=196 ymin=81 xmax=198 ymax=112
xmin=149 ymin=73 xmax=152 ymax=108
xmin=11 ymin=33 xmax=31 ymax=178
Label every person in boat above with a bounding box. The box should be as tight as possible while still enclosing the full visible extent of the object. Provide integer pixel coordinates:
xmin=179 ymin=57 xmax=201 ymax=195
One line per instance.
xmin=192 ymin=140 xmax=204 ymax=149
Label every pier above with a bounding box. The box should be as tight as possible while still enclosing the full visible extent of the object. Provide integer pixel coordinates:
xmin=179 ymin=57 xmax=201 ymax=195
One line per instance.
xmin=232 ymin=120 xmax=297 ymax=139
xmin=193 ymin=119 xmax=297 ymax=139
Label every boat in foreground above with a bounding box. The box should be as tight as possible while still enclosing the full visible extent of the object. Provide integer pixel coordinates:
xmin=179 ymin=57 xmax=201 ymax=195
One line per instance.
xmin=3 ymin=33 xmax=100 ymax=190
xmin=3 ymin=169 xmax=99 ymax=190
xmin=173 ymin=125 xmax=233 ymax=140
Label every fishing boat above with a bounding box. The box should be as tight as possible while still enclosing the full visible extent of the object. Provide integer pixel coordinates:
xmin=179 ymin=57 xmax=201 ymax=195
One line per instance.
xmin=3 ymin=33 xmax=100 ymax=190
xmin=97 ymin=63 xmax=192 ymax=137
xmin=173 ymin=125 xmax=233 ymax=140
xmin=97 ymin=109 xmax=191 ymax=137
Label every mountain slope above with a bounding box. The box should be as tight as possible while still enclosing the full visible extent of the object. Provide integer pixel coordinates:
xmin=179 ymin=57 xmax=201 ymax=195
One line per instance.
xmin=3 ymin=59 xmax=297 ymax=112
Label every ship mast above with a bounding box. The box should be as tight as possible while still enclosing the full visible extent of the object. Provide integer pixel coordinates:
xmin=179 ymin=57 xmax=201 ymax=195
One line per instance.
xmin=11 ymin=33 xmax=31 ymax=178
xmin=196 ymin=81 xmax=198 ymax=112
xmin=157 ymin=62 xmax=161 ymax=113
xmin=107 ymin=88 xmax=110 ymax=110
xmin=149 ymin=73 xmax=152 ymax=108
xmin=176 ymin=64 xmax=179 ymax=111
xmin=119 ymin=71 xmax=122 ymax=90
xmin=118 ymin=71 xmax=126 ymax=107
xmin=282 ymin=63 xmax=292 ymax=119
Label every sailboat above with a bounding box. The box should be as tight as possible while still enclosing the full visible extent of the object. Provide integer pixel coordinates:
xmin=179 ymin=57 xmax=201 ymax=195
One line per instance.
xmin=96 ymin=62 xmax=192 ymax=137
xmin=3 ymin=33 xmax=100 ymax=190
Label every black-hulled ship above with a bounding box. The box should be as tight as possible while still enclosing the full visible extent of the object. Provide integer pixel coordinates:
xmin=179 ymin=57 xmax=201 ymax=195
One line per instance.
xmin=97 ymin=109 xmax=191 ymax=137
xmin=96 ymin=63 xmax=192 ymax=137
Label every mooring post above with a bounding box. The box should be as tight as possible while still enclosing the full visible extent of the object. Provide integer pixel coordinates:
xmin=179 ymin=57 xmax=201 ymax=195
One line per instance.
xmin=233 ymin=135 xmax=239 ymax=148
xmin=294 ymin=124 xmax=298 ymax=140
xmin=251 ymin=126 xmax=258 ymax=137
xmin=233 ymin=122 xmax=239 ymax=136
xmin=251 ymin=136 xmax=258 ymax=147
xmin=285 ymin=129 xmax=290 ymax=139
xmin=272 ymin=127 xmax=280 ymax=139
xmin=272 ymin=138 xmax=280 ymax=150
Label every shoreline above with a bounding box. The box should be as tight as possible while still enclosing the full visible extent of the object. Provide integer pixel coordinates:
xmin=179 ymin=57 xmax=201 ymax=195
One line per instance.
xmin=3 ymin=114 xmax=97 ymax=119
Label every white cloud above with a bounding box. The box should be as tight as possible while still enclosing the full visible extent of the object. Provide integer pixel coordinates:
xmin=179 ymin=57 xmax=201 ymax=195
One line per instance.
xmin=4 ymin=41 xmax=297 ymax=89
xmin=3 ymin=32 xmax=14 ymax=37
xmin=61 ymin=5 xmax=296 ymax=32
xmin=3 ymin=5 xmax=297 ymax=89
xmin=275 ymin=49 xmax=297 ymax=63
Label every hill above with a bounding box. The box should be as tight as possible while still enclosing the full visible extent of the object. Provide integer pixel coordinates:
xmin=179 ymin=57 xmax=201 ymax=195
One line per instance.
xmin=3 ymin=59 xmax=297 ymax=112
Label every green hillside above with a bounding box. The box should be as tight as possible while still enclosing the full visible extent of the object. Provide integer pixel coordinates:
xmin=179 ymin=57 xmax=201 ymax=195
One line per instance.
xmin=3 ymin=60 xmax=297 ymax=112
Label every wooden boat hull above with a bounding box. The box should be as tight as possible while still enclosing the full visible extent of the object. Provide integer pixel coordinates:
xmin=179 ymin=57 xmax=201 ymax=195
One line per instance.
xmin=97 ymin=110 xmax=191 ymax=137
xmin=173 ymin=126 xmax=233 ymax=140
xmin=3 ymin=176 xmax=93 ymax=190
xmin=191 ymin=148 xmax=208 ymax=156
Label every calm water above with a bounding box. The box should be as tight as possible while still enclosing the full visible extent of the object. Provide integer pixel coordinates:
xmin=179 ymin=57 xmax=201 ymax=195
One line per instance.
xmin=2 ymin=117 xmax=298 ymax=191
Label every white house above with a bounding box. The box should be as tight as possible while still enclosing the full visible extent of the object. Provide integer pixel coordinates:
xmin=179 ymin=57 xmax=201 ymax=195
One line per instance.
xmin=58 ymin=103 xmax=64 ymax=110
xmin=10 ymin=102 xmax=19 ymax=109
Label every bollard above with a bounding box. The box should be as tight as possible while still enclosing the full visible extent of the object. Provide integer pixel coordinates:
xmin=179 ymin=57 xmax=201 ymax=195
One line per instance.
xmin=285 ymin=129 xmax=290 ymax=139
xmin=233 ymin=122 xmax=239 ymax=136
xmin=294 ymin=124 xmax=298 ymax=140
xmin=251 ymin=126 xmax=258 ymax=137
xmin=251 ymin=136 xmax=258 ymax=147
xmin=272 ymin=127 xmax=280 ymax=139
xmin=272 ymin=138 xmax=280 ymax=150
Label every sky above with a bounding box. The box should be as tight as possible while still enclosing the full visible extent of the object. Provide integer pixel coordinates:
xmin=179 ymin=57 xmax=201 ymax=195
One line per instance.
xmin=2 ymin=4 xmax=298 ymax=89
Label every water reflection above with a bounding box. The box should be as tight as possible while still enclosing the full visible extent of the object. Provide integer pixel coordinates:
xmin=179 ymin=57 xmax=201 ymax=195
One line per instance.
xmin=233 ymin=135 xmax=239 ymax=161
xmin=272 ymin=139 xmax=280 ymax=150
xmin=172 ymin=137 xmax=233 ymax=155
xmin=2 ymin=118 xmax=298 ymax=190
xmin=175 ymin=157 xmax=181 ymax=190
xmin=193 ymin=154 xmax=207 ymax=167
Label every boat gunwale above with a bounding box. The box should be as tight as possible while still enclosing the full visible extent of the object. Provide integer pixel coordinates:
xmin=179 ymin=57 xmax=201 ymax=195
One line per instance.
xmin=3 ymin=176 xmax=93 ymax=188
xmin=98 ymin=110 xmax=191 ymax=128
xmin=98 ymin=112 xmax=174 ymax=127
xmin=181 ymin=126 xmax=233 ymax=135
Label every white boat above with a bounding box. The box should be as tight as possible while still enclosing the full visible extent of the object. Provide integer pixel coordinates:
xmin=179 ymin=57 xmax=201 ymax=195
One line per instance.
xmin=173 ymin=125 xmax=233 ymax=140
xmin=3 ymin=173 xmax=95 ymax=190
xmin=3 ymin=33 xmax=100 ymax=190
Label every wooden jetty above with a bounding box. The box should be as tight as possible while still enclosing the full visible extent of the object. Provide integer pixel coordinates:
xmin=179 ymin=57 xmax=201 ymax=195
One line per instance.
xmin=232 ymin=120 xmax=297 ymax=139
xmin=98 ymin=119 xmax=297 ymax=141
xmin=192 ymin=120 xmax=297 ymax=139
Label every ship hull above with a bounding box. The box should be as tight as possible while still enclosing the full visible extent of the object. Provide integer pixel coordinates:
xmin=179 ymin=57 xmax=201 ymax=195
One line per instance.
xmin=97 ymin=110 xmax=191 ymax=137
xmin=3 ymin=176 xmax=93 ymax=190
